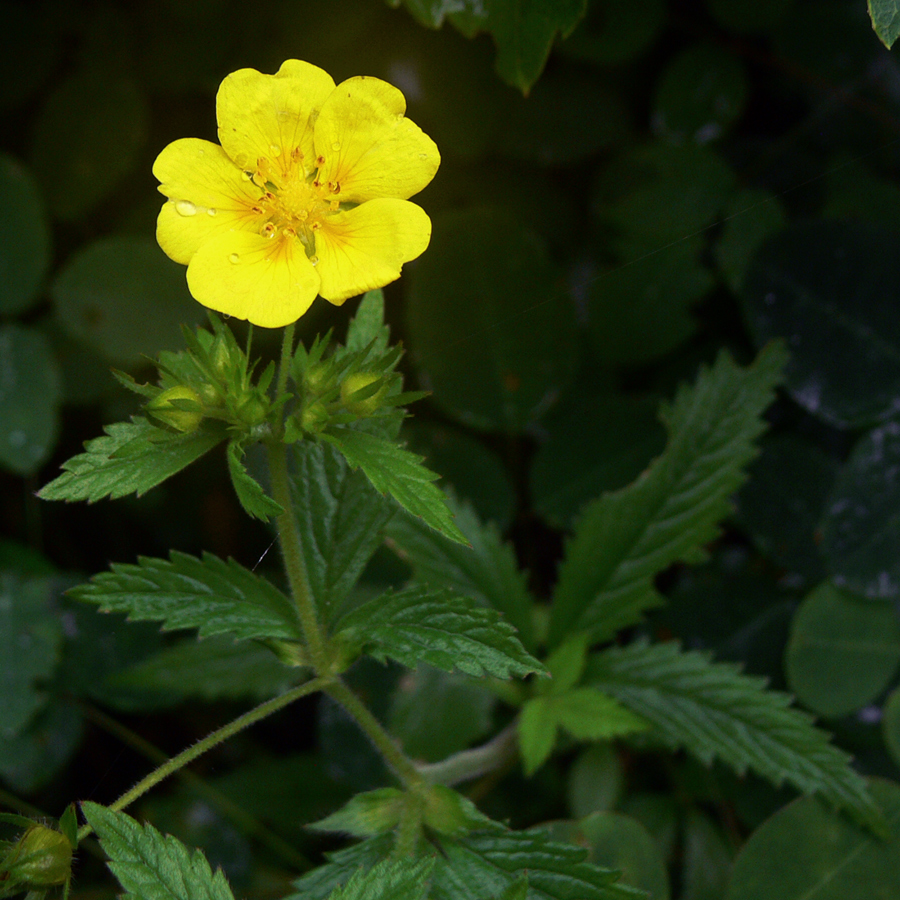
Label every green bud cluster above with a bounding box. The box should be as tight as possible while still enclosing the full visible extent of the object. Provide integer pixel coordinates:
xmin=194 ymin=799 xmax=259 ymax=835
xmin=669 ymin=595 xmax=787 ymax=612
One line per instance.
xmin=126 ymin=315 xmax=275 ymax=440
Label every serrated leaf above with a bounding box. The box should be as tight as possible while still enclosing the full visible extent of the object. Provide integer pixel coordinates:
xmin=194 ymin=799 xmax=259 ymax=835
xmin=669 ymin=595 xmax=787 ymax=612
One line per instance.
xmin=519 ymin=689 xmax=648 ymax=775
xmin=585 ymin=640 xmax=885 ymax=832
xmin=67 ymin=551 xmax=301 ymax=643
xmin=288 ymin=440 xmax=394 ymax=625
xmin=548 ymin=343 xmax=786 ymax=647
xmin=226 ymin=441 xmax=283 ymax=521
xmin=38 ymin=416 xmax=222 ymax=503
xmin=869 ymin=0 xmax=900 ymax=49
xmin=344 ymin=290 xmax=390 ymax=359
xmin=325 ymin=428 xmax=468 ymax=545
xmin=288 ymin=835 xmax=396 ymax=900
xmin=336 ymin=586 xmax=545 ymax=679
xmin=81 ymin=802 xmax=235 ymax=900
xmin=386 ymin=494 xmax=535 ymax=648
xmin=109 ymin=635 xmax=306 ymax=703
xmin=327 ymin=858 xmax=433 ymax=900
xmin=430 ymin=828 xmax=645 ymax=900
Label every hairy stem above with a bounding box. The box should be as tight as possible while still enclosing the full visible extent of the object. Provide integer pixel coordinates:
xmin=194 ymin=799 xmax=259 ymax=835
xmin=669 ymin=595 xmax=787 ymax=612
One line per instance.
xmin=326 ymin=680 xmax=424 ymax=790
xmin=78 ymin=700 xmax=311 ymax=869
xmin=76 ymin=677 xmax=327 ymax=842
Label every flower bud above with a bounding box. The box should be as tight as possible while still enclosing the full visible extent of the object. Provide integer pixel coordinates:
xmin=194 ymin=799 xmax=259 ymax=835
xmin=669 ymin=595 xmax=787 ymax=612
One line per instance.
xmin=5 ymin=825 xmax=72 ymax=887
xmin=300 ymin=401 xmax=329 ymax=434
xmin=147 ymin=386 xmax=204 ymax=432
xmin=340 ymin=372 xmax=385 ymax=416
xmin=236 ymin=395 xmax=268 ymax=428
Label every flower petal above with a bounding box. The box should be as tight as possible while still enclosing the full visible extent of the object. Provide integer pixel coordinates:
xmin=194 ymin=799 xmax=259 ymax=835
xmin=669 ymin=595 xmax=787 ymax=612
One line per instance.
xmin=217 ymin=60 xmax=335 ymax=179
xmin=186 ymin=231 xmax=320 ymax=328
xmin=315 ymin=76 xmax=439 ymax=203
xmin=315 ymin=198 xmax=432 ymax=304
xmin=153 ymin=138 xmax=262 ymax=264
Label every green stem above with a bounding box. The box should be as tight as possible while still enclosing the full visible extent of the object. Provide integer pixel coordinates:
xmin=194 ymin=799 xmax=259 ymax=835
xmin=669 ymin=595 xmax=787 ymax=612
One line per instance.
xmin=77 ymin=700 xmax=310 ymax=870
xmin=268 ymin=439 xmax=329 ymax=671
xmin=76 ymin=677 xmax=327 ymax=842
xmin=415 ymin=722 xmax=519 ymax=787
xmin=325 ymin=680 xmax=424 ymax=790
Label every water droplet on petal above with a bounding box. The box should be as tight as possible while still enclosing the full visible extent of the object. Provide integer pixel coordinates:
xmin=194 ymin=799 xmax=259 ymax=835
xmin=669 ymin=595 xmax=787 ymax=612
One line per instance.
xmin=331 ymin=142 xmax=341 ymax=151
xmin=269 ymin=144 xmax=282 ymax=156
xmin=175 ymin=200 xmax=197 ymax=216
xmin=234 ymin=153 xmax=248 ymax=168
xmin=229 ymin=253 xmax=240 ymax=264
xmin=418 ymin=153 xmax=428 ymax=160
xmin=207 ymin=207 xmax=217 ymax=216
xmin=309 ymin=255 xmax=318 ymax=266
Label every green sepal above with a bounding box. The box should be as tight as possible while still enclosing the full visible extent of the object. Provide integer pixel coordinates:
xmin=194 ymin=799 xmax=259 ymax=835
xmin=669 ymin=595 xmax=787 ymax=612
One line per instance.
xmin=308 ymin=789 xmax=406 ymax=837
xmin=226 ymin=440 xmax=283 ymax=521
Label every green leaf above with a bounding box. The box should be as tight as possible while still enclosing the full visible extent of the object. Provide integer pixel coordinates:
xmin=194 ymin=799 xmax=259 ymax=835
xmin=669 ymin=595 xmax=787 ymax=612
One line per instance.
xmin=724 ymin=778 xmax=900 ymax=900
xmin=386 ymin=494 xmax=535 ymax=648
xmin=819 ymin=420 xmax=900 ymax=599
xmin=585 ymin=640 xmax=884 ymax=831
xmin=288 ymin=440 xmax=394 ymax=625
xmin=288 ymin=835 xmax=396 ymax=900
xmin=430 ymin=828 xmax=645 ymax=900
xmin=869 ymin=0 xmax=900 ymax=48
xmin=0 ymin=154 xmax=50 ymax=316
xmin=109 ymin=636 xmax=306 ymax=704
xmin=0 ymin=325 xmax=61 ymax=476
xmin=391 ymin=0 xmax=588 ymax=91
xmin=67 ymin=551 xmax=301 ymax=642
xmin=51 ymin=236 xmax=202 ymax=365
xmin=309 ymin=788 xmax=405 ymax=837
xmin=225 ymin=441 xmax=283 ymax=522
xmin=451 ymin=0 xmax=588 ymax=92
xmin=324 ymin=428 xmax=467 ymax=546
xmin=344 ymin=290 xmax=390 ymax=358
xmin=681 ymin=810 xmax=733 ymax=900
xmin=743 ymin=221 xmax=900 ymax=428
xmin=326 ymin=858 xmax=433 ymax=900
xmin=336 ymin=586 xmax=545 ymax=679
xmin=0 ymin=572 xmax=61 ymax=738
xmin=38 ymin=416 xmax=222 ymax=503
xmin=519 ymin=690 xmax=648 ymax=775
xmin=785 ymin=582 xmax=900 ymax=718
xmin=81 ymin=802 xmax=236 ymax=900
xmin=548 ymin=343 xmax=786 ymax=647
xmin=29 ymin=72 xmax=147 ymax=221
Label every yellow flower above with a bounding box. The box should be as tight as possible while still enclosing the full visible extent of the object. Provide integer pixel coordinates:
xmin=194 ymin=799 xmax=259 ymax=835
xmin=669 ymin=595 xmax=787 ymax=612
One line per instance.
xmin=153 ymin=60 xmax=440 ymax=328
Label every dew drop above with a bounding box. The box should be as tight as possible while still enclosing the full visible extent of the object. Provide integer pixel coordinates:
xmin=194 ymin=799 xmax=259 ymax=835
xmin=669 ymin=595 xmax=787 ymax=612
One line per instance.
xmin=229 ymin=253 xmax=240 ymax=264
xmin=234 ymin=153 xmax=248 ymax=168
xmin=207 ymin=207 xmax=218 ymax=216
xmin=418 ymin=153 xmax=428 ymax=160
xmin=269 ymin=144 xmax=282 ymax=156
xmin=175 ymin=199 xmax=197 ymax=216
xmin=309 ymin=255 xmax=318 ymax=266
xmin=331 ymin=141 xmax=341 ymax=151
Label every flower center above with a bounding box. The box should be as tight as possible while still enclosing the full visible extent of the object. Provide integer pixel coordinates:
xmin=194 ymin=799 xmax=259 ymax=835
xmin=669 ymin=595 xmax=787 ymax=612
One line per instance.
xmin=248 ymin=149 xmax=342 ymax=259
